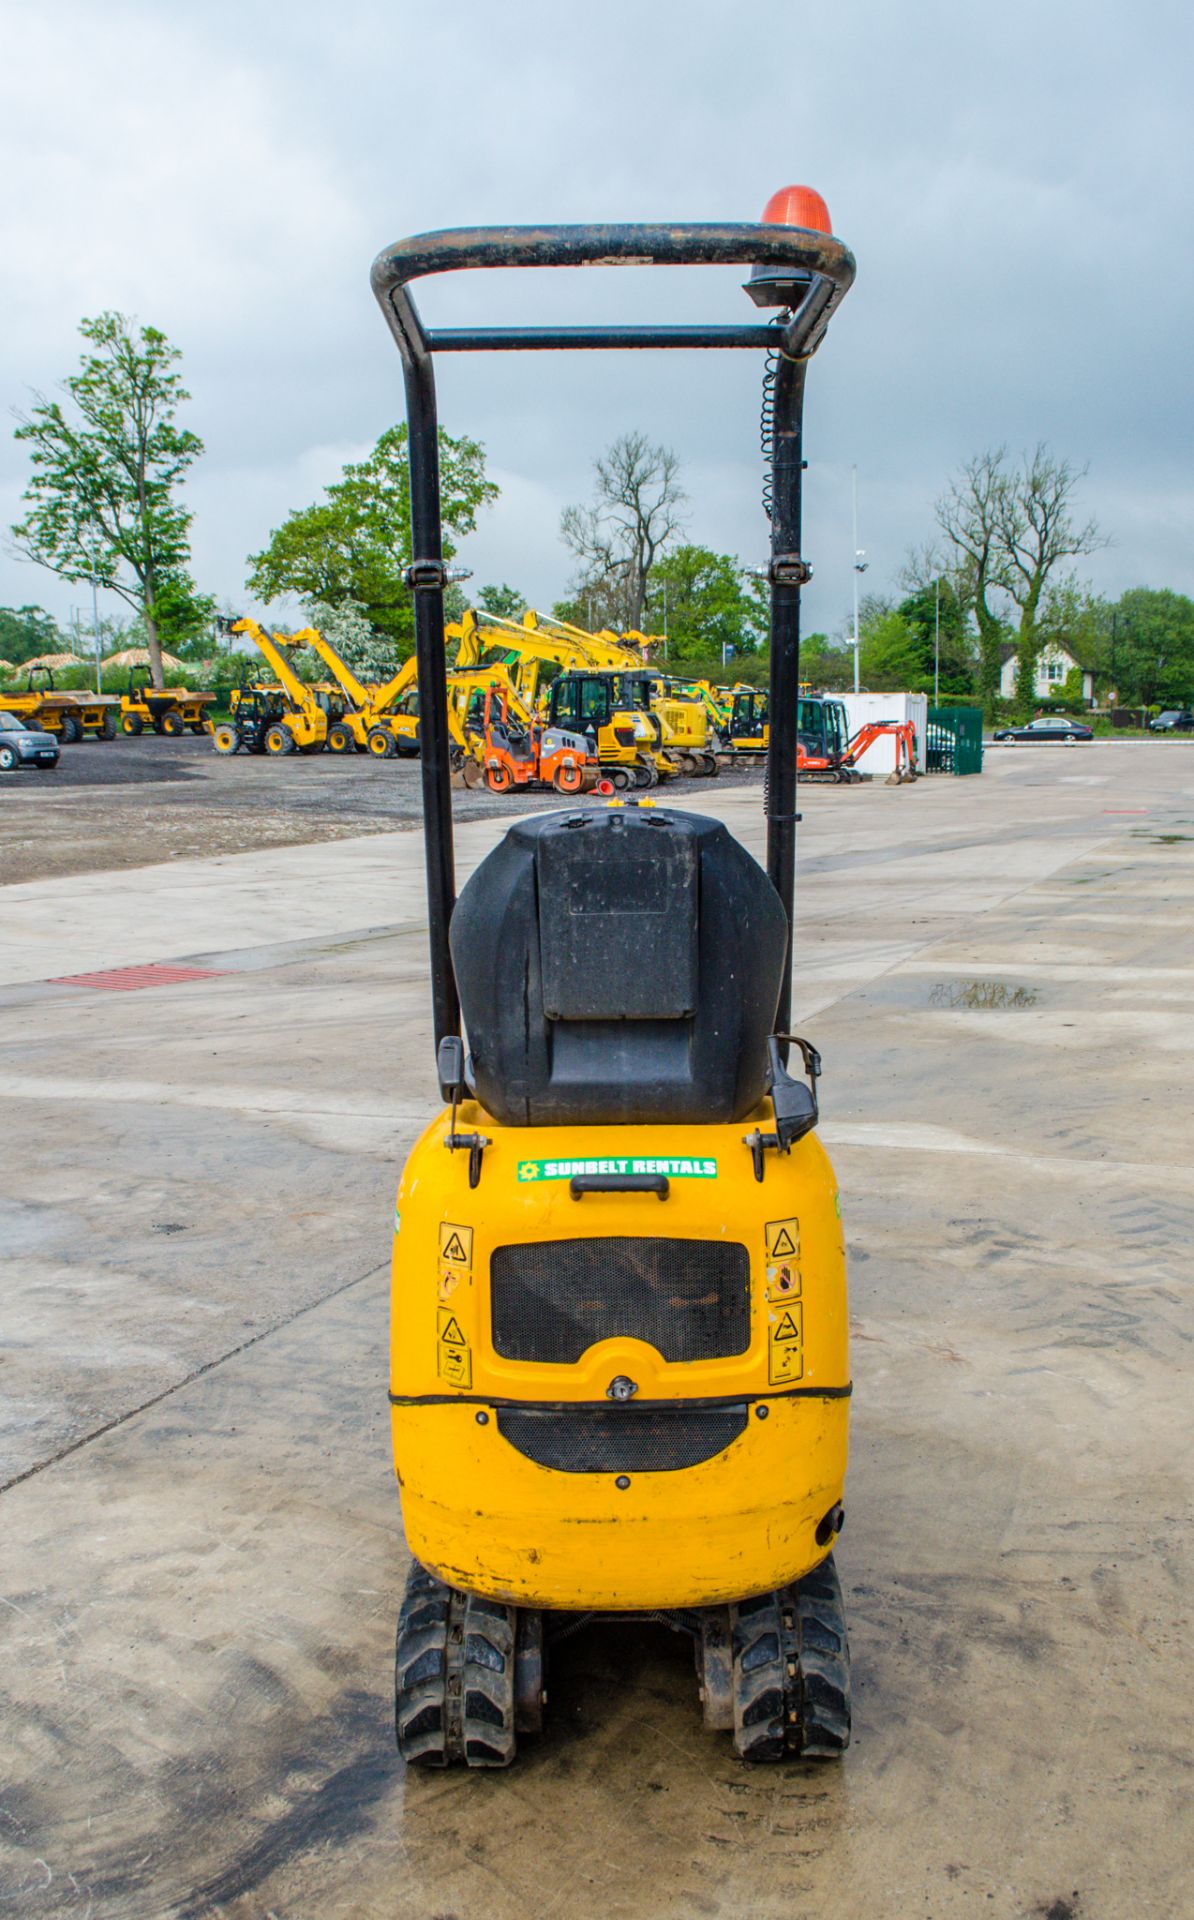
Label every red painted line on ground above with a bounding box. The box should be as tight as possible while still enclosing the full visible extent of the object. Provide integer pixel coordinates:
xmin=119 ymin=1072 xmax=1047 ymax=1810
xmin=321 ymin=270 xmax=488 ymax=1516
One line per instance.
xmin=49 ymin=963 xmax=228 ymax=991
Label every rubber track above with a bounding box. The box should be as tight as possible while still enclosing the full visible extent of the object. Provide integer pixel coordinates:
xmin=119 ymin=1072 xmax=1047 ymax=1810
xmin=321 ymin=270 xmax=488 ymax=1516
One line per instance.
xmin=791 ymin=1555 xmax=851 ymax=1757
xmin=394 ymin=1563 xmax=517 ymax=1768
xmin=730 ymin=1554 xmax=851 ymax=1761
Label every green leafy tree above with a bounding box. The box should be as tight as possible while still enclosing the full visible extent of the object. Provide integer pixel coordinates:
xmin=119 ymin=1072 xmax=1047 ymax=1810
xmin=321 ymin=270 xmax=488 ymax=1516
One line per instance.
xmin=1030 ymin=581 xmax=1110 ymax=704
xmin=644 ymin=545 xmax=766 ymax=662
xmin=1109 ymin=588 xmax=1194 ymax=706
xmin=858 ymin=605 xmax=926 ymax=690
xmin=11 ymin=312 xmax=206 ymax=688
xmin=799 ymin=630 xmax=853 ymax=692
xmin=896 ymin=578 xmax=975 ymax=699
xmin=247 ymin=425 xmax=497 ymax=657
xmin=0 ymin=604 xmax=62 ymax=667
xmin=477 ymin=583 xmax=526 ymax=620
xmin=303 ymin=597 xmax=402 ymax=680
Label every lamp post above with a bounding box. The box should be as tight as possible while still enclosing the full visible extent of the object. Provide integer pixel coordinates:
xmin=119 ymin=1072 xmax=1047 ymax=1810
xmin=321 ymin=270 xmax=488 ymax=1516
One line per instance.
xmin=89 ymin=537 xmax=103 ymax=692
xmin=934 ymin=577 xmax=941 ymax=707
xmin=851 ymin=465 xmax=867 ymax=694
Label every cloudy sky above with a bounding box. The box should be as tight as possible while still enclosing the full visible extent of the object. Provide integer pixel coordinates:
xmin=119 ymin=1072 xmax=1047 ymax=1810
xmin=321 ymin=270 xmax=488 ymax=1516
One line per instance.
xmin=3 ymin=0 xmax=1192 ymax=642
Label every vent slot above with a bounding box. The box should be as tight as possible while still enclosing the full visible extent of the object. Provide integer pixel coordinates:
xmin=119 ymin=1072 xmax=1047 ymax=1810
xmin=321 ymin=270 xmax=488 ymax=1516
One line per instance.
xmin=496 ymin=1402 xmax=749 ymax=1473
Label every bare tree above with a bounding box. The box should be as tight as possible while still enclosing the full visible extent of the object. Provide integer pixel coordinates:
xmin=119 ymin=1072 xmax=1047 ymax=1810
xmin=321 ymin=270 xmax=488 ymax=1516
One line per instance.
xmin=936 ymin=446 xmax=1105 ymax=714
xmin=935 ymin=449 xmax=1013 ymax=712
xmin=995 ymin=445 xmax=1107 ymax=708
xmin=561 ymin=432 xmax=687 ymax=630
xmin=899 ymin=539 xmax=970 ymax=604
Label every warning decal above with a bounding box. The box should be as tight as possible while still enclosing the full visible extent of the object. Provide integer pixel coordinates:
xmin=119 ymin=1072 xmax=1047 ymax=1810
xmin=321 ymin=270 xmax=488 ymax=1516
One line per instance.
xmin=765 ymin=1217 xmax=800 ymax=1260
xmin=765 ymin=1262 xmax=801 ymax=1302
xmin=767 ymin=1300 xmax=804 ymax=1385
xmin=438 ymin=1222 xmax=473 ymax=1269
xmin=437 ymin=1306 xmax=472 ymax=1388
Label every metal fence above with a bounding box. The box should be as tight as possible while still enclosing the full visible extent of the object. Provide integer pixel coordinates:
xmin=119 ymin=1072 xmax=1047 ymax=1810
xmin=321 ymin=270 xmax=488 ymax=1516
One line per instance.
xmin=926 ymin=705 xmax=984 ymax=775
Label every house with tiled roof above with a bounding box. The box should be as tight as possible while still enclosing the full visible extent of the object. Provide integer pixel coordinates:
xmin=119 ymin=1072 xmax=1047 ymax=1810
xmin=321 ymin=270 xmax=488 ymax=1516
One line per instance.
xmin=999 ymin=641 xmax=1095 ymax=706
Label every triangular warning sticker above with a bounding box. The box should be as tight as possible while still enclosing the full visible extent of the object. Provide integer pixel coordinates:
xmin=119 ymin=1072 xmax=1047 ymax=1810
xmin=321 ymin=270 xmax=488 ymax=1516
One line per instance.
xmin=441 ymin=1232 xmax=468 ymax=1265
xmin=440 ymin=1315 xmax=466 ymax=1346
xmin=770 ymin=1227 xmax=797 ymax=1259
xmin=773 ymin=1310 xmax=801 ymax=1343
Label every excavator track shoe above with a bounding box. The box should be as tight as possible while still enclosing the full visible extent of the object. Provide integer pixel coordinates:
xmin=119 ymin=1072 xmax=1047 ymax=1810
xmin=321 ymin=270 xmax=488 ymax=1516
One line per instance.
xmin=395 ymin=1562 xmax=520 ymax=1769
xmin=729 ymin=1555 xmax=850 ymax=1762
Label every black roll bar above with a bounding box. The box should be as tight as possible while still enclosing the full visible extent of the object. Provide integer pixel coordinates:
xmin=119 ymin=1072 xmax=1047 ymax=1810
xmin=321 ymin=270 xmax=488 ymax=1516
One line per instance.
xmin=370 ymin=221 xmax=856 ymax=1057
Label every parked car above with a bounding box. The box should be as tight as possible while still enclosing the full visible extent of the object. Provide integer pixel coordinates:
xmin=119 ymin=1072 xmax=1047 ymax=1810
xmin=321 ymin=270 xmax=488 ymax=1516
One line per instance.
xmin=992 ymin=716 xmax=1094 ymax=744
xmin=1148 ymin=709 xmax=1194 ymax=732
xmin=0 ymin=709 xmax=60 ymax=771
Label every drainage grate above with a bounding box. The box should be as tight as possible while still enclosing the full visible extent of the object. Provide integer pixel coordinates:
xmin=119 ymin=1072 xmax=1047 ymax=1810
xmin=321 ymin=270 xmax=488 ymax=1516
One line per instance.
xmin=49 ymin=963 xmax=227 ymax=992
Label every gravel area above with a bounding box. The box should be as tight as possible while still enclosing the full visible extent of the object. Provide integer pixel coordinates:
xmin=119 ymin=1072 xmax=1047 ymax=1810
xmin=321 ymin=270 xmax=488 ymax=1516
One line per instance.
xmin=0 ymin=733 xmax=762 ymax=884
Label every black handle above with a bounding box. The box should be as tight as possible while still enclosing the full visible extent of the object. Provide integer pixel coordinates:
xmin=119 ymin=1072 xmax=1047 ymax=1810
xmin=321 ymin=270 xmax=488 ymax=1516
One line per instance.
xmin=371 ymin=222 xmax=855 ymax=296
xmin=569 ymin=1174 xmax=670 ymax=1200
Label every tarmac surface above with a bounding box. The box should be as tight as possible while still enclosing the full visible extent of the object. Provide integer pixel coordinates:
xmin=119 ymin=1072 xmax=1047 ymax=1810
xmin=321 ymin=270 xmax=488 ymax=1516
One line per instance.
xmin=1 ymin=744 xmax=1192 ymax=1919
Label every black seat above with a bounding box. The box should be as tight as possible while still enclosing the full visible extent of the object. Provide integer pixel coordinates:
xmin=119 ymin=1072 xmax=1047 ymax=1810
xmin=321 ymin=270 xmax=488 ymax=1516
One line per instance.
xmin=450 ymin=807 xmax=788 ymax=1126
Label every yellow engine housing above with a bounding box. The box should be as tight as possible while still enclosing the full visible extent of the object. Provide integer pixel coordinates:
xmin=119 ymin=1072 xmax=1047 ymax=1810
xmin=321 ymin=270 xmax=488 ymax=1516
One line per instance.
xmin=390 ymin=1103 xmax=850 ymax=1612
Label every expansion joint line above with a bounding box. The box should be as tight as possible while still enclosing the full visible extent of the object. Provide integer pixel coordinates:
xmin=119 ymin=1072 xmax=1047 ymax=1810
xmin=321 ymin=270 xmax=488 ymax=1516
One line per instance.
xmin=0 ymin=1257 xmax=388 ymax=1497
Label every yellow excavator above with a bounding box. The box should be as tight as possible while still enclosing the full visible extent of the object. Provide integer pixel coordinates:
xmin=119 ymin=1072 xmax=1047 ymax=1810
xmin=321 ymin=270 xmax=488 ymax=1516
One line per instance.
xmin=375 ymin=191 xmax=857 ymax=1767
xmin=213 ymin=618 xmax=329 ymax=755
xmin=529 ymin=614 xmax=718 ymax=776
xmin=450 ymin=610 xmax=665 ymax=787
xmin=675 ymin=677 xmax=734 ymax=752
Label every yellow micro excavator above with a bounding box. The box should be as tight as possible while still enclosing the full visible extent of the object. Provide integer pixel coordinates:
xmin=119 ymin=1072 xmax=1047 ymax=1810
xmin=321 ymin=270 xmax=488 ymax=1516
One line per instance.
xmin=374 ymin=187 xmax=857 ymax=1766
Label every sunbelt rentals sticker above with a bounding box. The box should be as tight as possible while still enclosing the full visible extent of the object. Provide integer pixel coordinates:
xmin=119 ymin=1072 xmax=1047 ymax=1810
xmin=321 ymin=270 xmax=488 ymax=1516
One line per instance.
xmin=517 ymin=1155 xmax=717 ymax=1182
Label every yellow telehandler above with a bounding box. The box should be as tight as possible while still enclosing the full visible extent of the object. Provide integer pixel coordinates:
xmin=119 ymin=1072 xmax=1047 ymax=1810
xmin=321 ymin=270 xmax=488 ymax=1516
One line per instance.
xmin=296 ymin=628 xmax=421 ymax=758
xmin=212 ymin=619 xmax=328 ymax=755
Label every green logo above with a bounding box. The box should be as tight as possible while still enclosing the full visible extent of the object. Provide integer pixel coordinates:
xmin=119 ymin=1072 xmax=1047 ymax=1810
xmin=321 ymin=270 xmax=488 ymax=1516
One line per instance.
xmin=517 ymin=1155 xmax=717 ymax=1182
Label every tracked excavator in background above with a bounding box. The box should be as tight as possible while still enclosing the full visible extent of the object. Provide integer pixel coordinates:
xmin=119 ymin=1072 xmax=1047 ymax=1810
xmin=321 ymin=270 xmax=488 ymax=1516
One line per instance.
xmin=523 ymin=612 xmax=720 ymax=776
xmin=374 ymin=189 xmax=857 ymax=1766
xmin=449 ymin=610 xmax=664 ymax=786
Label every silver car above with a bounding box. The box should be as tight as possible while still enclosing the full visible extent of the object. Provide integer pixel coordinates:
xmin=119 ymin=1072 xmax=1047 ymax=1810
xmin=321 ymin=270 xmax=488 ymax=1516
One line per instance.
xmin=0 ymin=709 xmax=61 ymax=771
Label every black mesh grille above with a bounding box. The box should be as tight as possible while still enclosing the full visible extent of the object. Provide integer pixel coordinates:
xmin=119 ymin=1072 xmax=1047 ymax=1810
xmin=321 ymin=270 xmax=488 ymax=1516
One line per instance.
xmin=496 ymin=1403 xmax=749 ymax=1472
xmin=490 ymin=1238 xmax=750 ymax=1364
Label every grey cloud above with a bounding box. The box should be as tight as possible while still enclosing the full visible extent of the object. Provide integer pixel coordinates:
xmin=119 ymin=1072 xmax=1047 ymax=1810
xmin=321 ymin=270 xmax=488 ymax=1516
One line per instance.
xmin=2 ymin=0 xmax=1191 ymax=635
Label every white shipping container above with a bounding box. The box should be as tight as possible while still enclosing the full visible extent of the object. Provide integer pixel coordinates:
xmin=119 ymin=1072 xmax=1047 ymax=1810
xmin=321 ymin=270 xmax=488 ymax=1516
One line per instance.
xmin=835 ymin=692 xmax=928 ymax=774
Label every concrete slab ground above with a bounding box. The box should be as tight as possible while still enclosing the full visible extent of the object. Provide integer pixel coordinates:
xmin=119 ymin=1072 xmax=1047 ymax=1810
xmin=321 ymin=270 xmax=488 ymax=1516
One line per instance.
xmin=1 ymin=744 xmax=1192 ymax=1920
